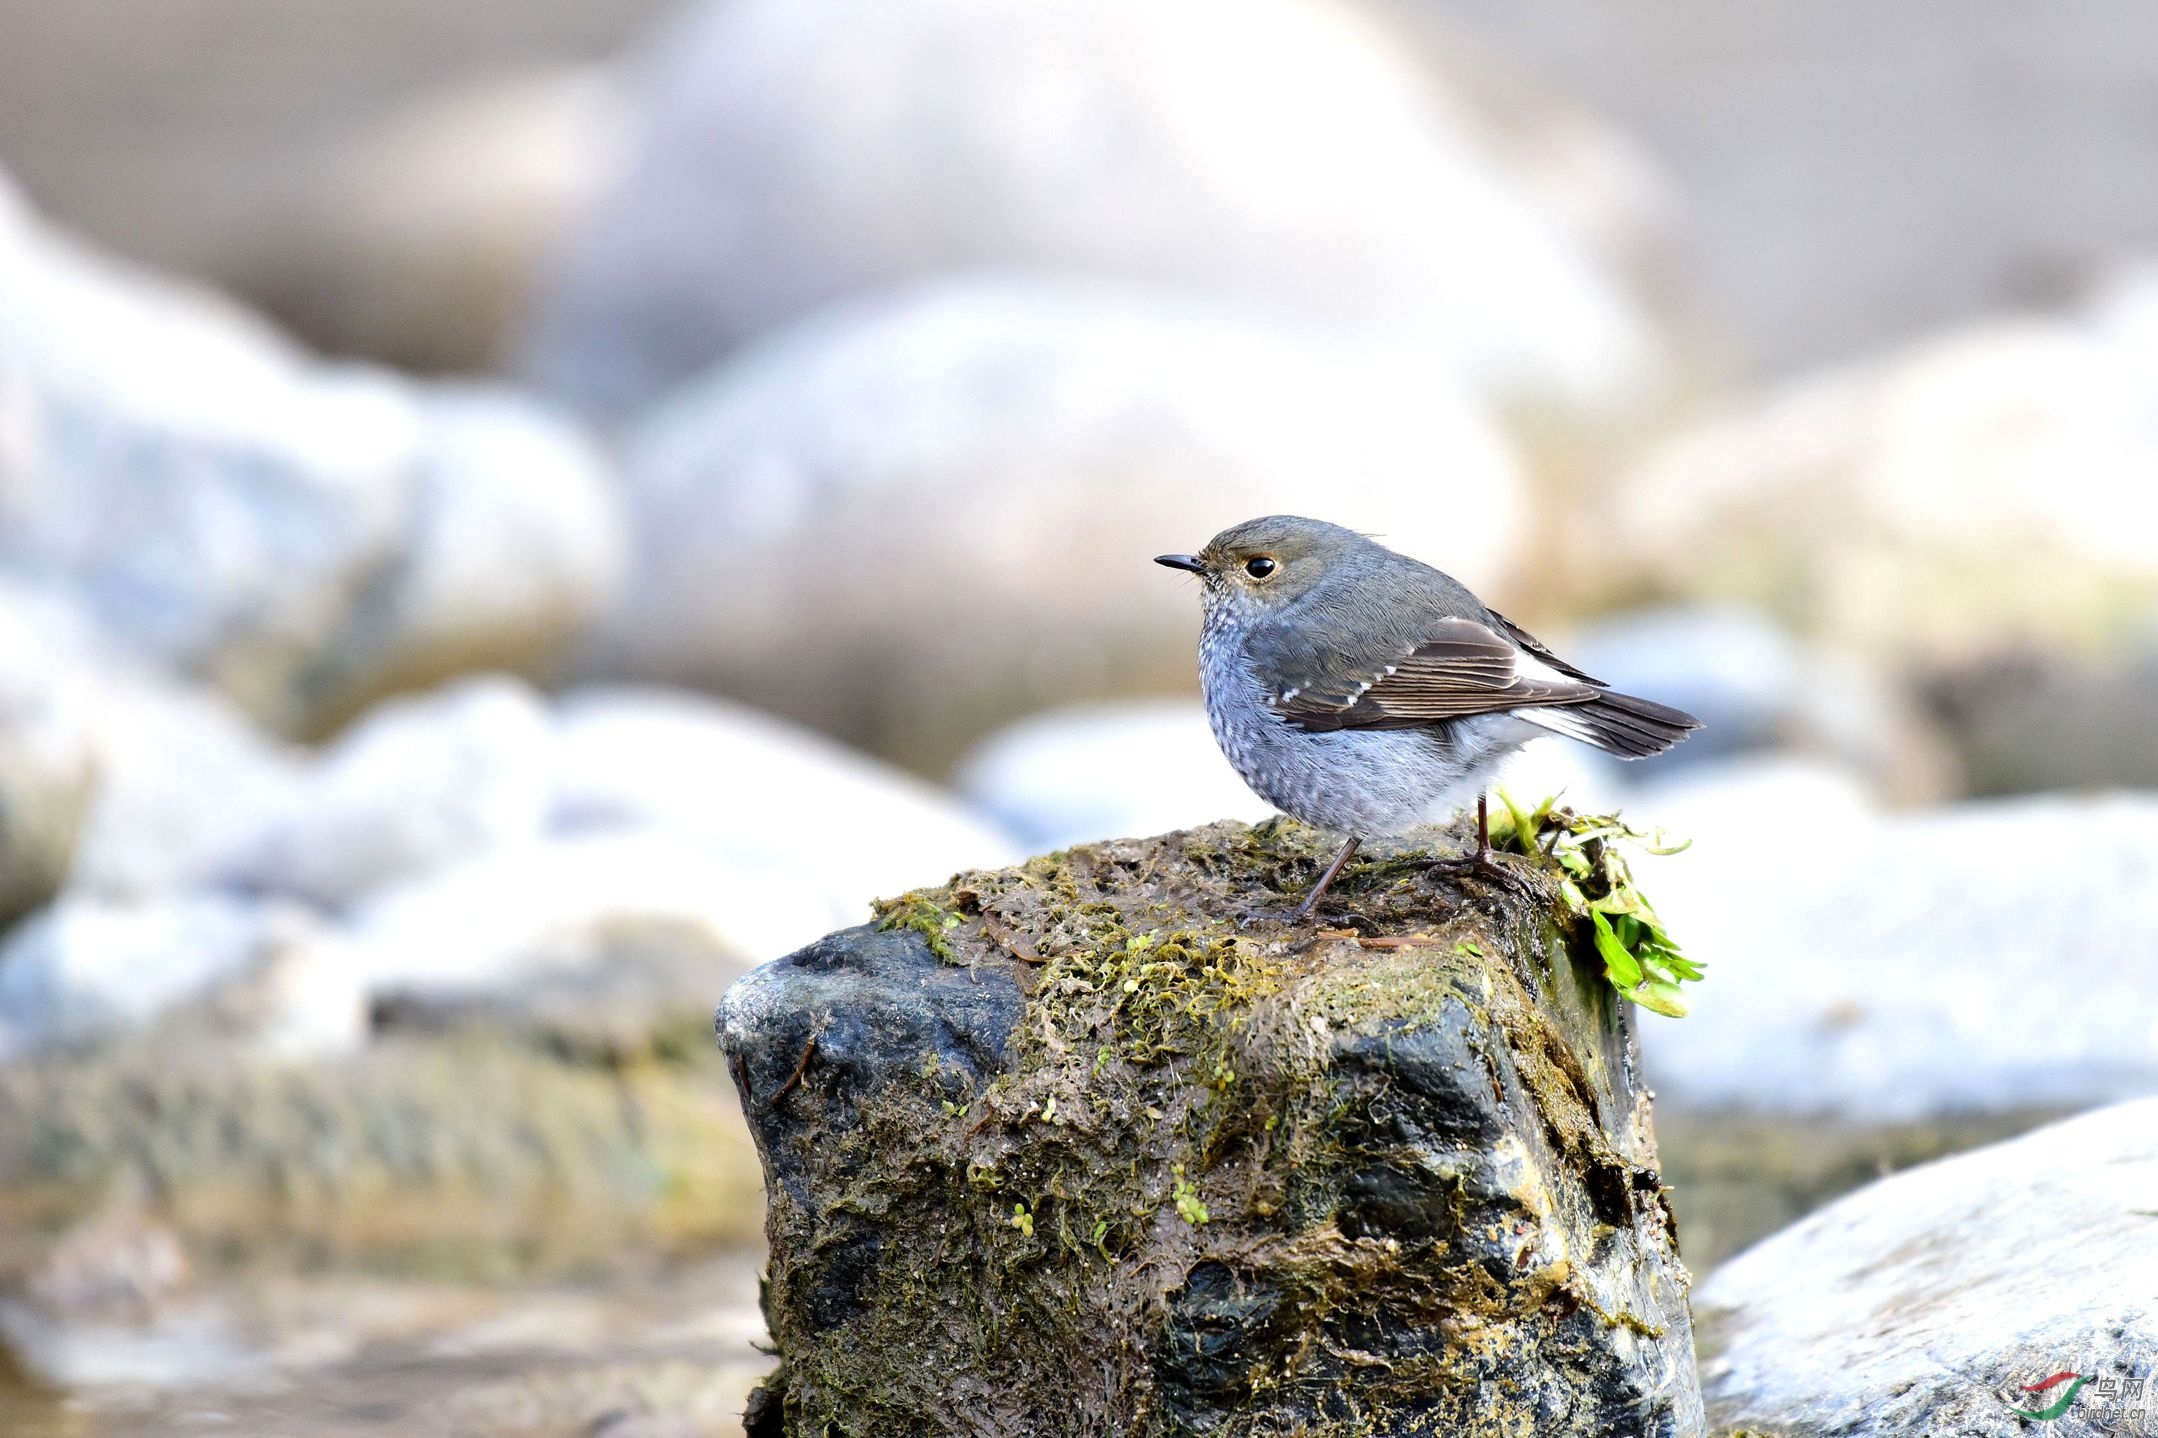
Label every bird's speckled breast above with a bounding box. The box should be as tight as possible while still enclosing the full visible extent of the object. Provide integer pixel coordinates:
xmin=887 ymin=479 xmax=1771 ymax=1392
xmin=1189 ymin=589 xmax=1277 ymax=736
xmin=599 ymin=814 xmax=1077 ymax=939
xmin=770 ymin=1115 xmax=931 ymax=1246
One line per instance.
xmin=1199 ymin=607 xmax=1526 ymax=837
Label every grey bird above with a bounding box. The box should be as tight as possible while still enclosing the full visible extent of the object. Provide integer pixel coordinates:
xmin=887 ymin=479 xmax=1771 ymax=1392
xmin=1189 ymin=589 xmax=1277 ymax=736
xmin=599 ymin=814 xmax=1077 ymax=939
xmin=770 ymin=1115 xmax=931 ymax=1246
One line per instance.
xmin=1156 ymin=516 xmax=1700 ymax=918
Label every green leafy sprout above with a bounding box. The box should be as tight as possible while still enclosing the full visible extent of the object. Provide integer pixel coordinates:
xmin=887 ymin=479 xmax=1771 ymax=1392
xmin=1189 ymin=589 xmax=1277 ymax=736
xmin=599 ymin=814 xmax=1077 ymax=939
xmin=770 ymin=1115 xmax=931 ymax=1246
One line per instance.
xmin=1170 ymin=1164 xmax=1210 ymax=1226
xmin=1488 ymin=788 xmax=1703 ymax=1019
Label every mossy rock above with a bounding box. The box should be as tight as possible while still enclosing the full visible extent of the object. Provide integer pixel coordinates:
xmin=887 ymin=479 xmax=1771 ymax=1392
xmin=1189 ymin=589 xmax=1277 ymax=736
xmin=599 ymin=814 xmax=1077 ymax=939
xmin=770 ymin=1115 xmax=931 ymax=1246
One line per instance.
xmin=718 ymin=817 xmax=1702 ymax=1437
xmin=0 ymin=1020 xmax=761 ymax=1282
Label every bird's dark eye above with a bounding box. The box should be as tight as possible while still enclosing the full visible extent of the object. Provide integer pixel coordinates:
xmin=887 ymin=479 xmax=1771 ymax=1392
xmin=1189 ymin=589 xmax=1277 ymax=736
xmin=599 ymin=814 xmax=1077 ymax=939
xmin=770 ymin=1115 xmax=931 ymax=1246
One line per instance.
xmin=1244 ymin=556 xmax=1278 ymax=580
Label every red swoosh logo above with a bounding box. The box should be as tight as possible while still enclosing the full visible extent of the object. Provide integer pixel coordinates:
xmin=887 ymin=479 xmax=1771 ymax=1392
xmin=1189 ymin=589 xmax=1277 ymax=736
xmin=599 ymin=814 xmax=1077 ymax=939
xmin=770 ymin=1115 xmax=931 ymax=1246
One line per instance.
xmin=2022 ymin=1372 xmax=2083 ymax=1393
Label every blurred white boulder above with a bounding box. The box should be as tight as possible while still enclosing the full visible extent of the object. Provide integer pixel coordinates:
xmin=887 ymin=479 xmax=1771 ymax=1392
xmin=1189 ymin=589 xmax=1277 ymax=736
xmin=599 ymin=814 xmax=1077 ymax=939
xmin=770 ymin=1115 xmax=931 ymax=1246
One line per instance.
xmin=347 ymin=832 xmax=844 ymax=1011
xmin=1607 ymin=302 xmax=2158 ymax=661
xmin=68 ymin=671 xmax=306 ymax=901
xmin=219 ymin=677 xmax=555 ymax=909
xmin=526 ymin=0 xmax=1673 ymax=418
xmin=0 ymin=894 xmax=364 ymax=1062
xmin=597 ymin=278 xmax=1528 ymax=763
xmin=956 ymin=702 xmax=1274 ymax=851
xmin=0 ymin=587 xmax=100 ymax=926
xmin=212 ymin=681 xmax=1019 ymax=1006
xmin=0 ymin=172 xmax=624 ymax=735
xmin=1638 ymin=790 xmax=2158 ymax=1123
xmin=0 ymin=581 xmax=303 ymax=909
xmin=550 ymin=686 xmax=1022 ymax=897
xmin=338 ymin=685 xmax=1025 ymax=1028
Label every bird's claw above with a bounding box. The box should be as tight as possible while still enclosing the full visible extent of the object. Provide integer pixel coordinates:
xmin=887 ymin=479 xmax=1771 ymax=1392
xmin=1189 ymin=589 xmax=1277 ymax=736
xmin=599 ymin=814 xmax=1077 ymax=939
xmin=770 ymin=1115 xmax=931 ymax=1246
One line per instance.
xmin=1413 ymin=850 xmax=1532 ymax=894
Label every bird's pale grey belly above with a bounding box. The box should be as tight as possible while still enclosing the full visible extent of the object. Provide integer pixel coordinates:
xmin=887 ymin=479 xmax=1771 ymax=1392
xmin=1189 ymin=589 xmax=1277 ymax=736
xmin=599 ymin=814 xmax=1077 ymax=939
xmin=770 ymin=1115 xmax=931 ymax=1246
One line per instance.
xmin=1200 ymin=658 xmax=1533 ymax=837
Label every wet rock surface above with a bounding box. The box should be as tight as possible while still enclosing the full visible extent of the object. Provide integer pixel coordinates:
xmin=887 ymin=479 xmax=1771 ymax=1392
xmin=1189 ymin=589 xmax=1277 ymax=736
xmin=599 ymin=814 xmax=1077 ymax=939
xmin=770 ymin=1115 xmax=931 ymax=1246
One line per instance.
xmin=1695 ymin=1098 xmax=2158 ymax=1437
xmin=718 ymin=818 xmax=1702 ymax=1437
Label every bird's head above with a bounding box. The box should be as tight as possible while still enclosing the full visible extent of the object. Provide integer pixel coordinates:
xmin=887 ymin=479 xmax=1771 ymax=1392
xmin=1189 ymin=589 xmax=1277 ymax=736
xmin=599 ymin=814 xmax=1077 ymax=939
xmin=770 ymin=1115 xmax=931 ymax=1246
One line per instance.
xmin=1155 ymin=515 xmax=1370 ymax=620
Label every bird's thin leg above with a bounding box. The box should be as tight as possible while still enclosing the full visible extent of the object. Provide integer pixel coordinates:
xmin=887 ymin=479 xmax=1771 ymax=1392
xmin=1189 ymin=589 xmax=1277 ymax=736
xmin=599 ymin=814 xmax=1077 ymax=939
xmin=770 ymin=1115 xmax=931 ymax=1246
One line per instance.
xmin=1293 ymin=836 xmax=1361 ymax=920
xmin=1413 ymin=793 xmax=1527 ymax=890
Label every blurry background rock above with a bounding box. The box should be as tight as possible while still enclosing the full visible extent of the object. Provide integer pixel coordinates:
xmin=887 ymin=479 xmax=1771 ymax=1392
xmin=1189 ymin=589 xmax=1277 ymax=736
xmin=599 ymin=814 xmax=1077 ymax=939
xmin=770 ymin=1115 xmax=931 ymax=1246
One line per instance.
xmin=0 ymin=0 xmax=660 ymax=371
xmin=250 ymin=68 xmax=627 ymax=376
xmin=526 ymin=0 xmax=1684 ymax=423
xmin=0 ymin=176 xmax=626 ymax=738
xmin=0 ymin=582 xmax=305 ymax=914
xmin=0 ymin=893 xmax=364 ymax=1064
xmin=1625 ymin=785 xmax=2158 ymax=1268
xmin=16 ymin=0 xmax=2158 ymax=385
xmin=1400 ymin=0 xmax=2158 ymax=373
xmin=1599 ymin=295 xmax=2158 ymax=666
xmin=1924 ymin=629 xmax=2158 ymax=796
xmin=956 ymin=702 xmax=1275 ymax=853
xmin=1542 ymin=604 xmax=1960 ymax=802
xmin=595 ymin=278 xmax=1529 ymax=766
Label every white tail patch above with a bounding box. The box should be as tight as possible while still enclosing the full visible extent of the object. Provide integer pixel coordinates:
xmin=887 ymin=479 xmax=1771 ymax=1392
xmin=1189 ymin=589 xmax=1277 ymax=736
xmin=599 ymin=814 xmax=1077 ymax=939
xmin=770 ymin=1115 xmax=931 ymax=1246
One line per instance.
xmin=1518 ymin=706 xmax=1599 ymax=744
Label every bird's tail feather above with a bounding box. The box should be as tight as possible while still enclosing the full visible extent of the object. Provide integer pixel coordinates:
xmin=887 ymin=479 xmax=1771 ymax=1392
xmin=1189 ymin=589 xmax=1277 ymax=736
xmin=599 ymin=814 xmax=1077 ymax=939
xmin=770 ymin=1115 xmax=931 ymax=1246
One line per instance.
xmin=1520 ymin=690 xmax=1701 ymax=759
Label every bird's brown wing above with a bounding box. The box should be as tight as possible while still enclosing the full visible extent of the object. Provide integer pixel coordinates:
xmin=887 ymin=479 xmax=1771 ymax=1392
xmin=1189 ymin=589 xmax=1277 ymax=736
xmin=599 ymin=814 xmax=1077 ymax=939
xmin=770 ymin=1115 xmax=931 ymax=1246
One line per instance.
xmin=1259 ymin=615 xmax=1600 ymax=734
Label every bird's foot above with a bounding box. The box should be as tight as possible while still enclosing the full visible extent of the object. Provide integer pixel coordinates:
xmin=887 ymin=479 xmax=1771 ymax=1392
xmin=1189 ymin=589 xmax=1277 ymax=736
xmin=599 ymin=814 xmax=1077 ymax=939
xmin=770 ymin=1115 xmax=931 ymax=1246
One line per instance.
xmin=1411 ymin=848 xmax=1532 ymax=894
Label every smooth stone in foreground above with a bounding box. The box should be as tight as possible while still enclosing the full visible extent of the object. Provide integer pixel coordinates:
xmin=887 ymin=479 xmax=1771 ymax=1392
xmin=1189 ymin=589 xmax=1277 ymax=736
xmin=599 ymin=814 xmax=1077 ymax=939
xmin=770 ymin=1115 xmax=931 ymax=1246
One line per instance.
xmin=718 ymin=818 xmax=1701 ymax=1437
xmin=1696 ymin=1097 xmax=2158 ymax=1436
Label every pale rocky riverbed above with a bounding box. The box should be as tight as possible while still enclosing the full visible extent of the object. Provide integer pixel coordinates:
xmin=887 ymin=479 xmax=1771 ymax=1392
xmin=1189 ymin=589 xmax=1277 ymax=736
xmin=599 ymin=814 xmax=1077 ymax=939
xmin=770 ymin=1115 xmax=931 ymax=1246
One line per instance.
xmin=0 ymin=1255 xmax=767 ymax=1438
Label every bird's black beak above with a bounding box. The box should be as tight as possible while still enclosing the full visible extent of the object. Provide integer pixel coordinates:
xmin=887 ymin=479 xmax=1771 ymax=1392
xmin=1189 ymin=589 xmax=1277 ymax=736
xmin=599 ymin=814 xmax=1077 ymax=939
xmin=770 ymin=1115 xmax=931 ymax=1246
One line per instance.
xmin=1154 ymin=554 xmax=1206 ymax=575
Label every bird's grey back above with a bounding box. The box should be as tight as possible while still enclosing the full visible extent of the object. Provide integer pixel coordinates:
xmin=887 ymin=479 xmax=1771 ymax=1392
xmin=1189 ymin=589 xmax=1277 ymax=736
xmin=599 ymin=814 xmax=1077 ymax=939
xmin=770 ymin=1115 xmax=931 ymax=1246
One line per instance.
xmin=1237 ymin=535 xmax=1496 ymax=681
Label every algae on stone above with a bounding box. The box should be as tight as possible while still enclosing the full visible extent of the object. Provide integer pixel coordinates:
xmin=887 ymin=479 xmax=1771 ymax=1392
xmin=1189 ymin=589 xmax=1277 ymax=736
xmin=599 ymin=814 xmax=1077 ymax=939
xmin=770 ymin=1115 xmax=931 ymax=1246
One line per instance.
xmin=722 ymin=816 xmax=1703 ymax=1437
xmin=0 ymin=1021 xmax=761 ymax=1283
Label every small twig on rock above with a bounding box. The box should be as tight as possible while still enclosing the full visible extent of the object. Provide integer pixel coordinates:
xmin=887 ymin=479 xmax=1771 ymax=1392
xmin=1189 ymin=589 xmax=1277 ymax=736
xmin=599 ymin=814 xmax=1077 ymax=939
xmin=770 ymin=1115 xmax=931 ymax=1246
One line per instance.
xmin=768 ymin=1034 xmax=819 ymax=1107
xmin=981 ymin=910 xmax=1044 ymax=965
